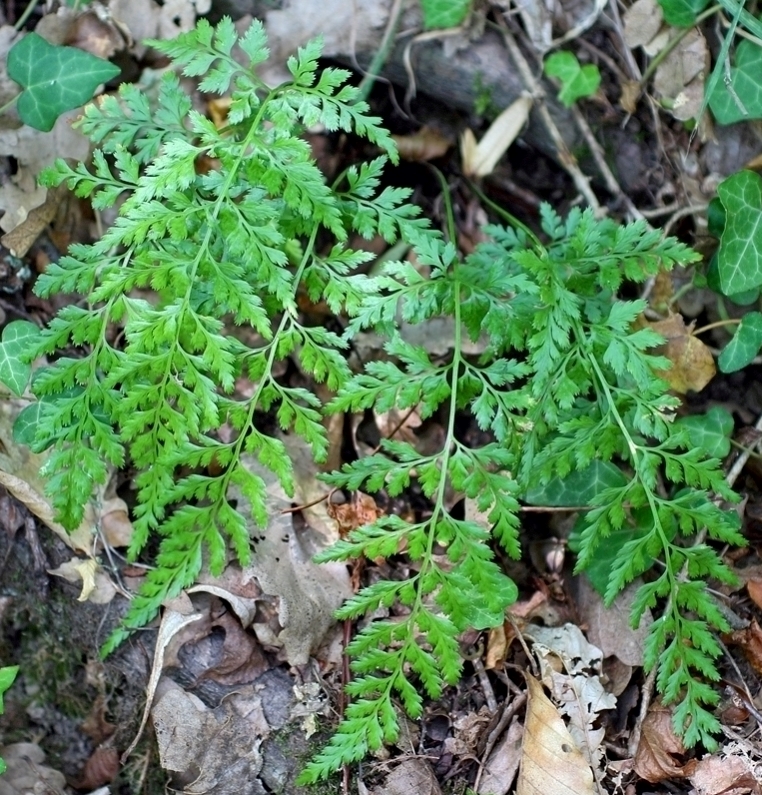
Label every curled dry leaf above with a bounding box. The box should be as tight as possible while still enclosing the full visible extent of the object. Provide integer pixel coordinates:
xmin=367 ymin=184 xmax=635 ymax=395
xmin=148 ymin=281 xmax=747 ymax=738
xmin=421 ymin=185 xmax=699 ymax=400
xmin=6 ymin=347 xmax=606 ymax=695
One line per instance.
xmin=746 ymin=577 xmax=762 ymax=610
xmin=461 ymin=95 xmax=533 ymax=178
xmin=47 ymin=557 xmax=117 ymax=604
xmin=727 ymin=618 xmax=762 ymax=676
xmin=392 ymin=126 xmax=452 ymax=162
xmin=634 ymin=702 xmax=694 ymax=783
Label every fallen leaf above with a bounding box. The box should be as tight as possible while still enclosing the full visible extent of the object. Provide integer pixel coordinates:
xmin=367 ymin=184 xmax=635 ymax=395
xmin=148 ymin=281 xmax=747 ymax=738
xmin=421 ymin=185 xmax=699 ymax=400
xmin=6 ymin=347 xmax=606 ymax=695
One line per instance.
xmin=747 ymin=578 xmax=762 ymax=610
xmin=393 ymin=126 xmax=452 ymax=162
xmin=47 ymin=558 xmax=117 ymax=604
xmin=99 ymin=497 xmax=134 ymax=548
xmin=653 ymin=27 xmax=708 ymax=121
xmin=461 ymin=95 xmax=533 ymax=178
xmin=516 ymin=675 xmax=595 ymax=795
xmin=634 ymin=702 xmax=693 ymax=783
xmin=623 ymin=0 xmax=664 ymax=49
xmin=231 ymin=449 xmax=353 ymax=665
xmin=572 ymin=577 xmax=652 ymax=667
xmin=728 ymin=618 xmax=762 ymax=676
xmin=370 ymin=757 xmax=441 ymax=795
xmin=478 ymin=718 xmax=523 ymax=795
xmin=643 ymin=313 xmax=716 ymax=393
xmin=0 ymin=184 xmax=67 ymax=258
xmin=327 ymin=491 xmax=383 ymax=536
xmin=688 ymin=752 xmax=762 ymax=795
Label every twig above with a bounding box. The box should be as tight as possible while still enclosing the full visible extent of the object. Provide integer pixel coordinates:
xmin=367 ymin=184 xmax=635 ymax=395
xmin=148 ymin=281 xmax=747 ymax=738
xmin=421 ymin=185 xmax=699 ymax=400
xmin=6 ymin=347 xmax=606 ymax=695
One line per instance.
xmin=496 ymin=19 xmax=603 ymax=214
xmin=473 ymin=693 xmax=527 ymax=794
xmin=568 ymin=103 xmax=644 ymax=220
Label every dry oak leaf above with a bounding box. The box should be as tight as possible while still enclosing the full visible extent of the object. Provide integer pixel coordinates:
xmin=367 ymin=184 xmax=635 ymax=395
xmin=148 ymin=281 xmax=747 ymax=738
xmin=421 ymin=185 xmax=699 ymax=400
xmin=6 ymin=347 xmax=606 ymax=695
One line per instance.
xmin=516 ymin=675 xmax=595 ymax=795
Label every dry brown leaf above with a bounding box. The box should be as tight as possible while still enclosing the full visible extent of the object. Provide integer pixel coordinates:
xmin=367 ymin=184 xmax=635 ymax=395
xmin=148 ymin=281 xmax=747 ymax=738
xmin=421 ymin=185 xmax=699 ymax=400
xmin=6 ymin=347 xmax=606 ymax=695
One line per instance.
xmin=634 ymin=702 xmax=693 ymax=783
xmin=327 ymin=491 xmax=383 ymax=536
xmin=644 ymin=313 xmax=716 ymax=393
xmin=728 ymin=618 xmax=762 ymax=676
xmin=688 ymin=752 xmax=762 ymax=795
xmin=516 ymin=675 xmax=595 ymax=795
xmin=653 ymin=27 xmax=708 ymax=121
xmin=99 ymin=497 xmax=134 ymax=548
xmin=370 ymin=758 xmax=442 ymax=795
xmin=478 ymin=719 xmax=523 ymax=795
xmin=0 ymin=184 xmax=67 ymax=258
xmin=392 ymin=126 xmax=452 ymax=162
xmin=71 ymin=747 xmax=119 ymax=790
xmin=48 ymin=558 xmax=117 ymax=604
xmin=461 ymin=95 xmax=533 ymax=178
xmin=746 ymin=578 xmax=762 ymax=610
xmin=572 ymin=577 xmax=652 ymax=667
xmin=623 ymin=0 xmax=664 ymax=49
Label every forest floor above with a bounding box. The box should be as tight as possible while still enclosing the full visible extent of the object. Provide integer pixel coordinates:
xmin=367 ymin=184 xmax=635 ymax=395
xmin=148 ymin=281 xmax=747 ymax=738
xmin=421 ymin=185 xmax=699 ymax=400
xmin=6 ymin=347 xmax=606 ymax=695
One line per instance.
xmin=1 ymin=1 xmax=762 ymax=794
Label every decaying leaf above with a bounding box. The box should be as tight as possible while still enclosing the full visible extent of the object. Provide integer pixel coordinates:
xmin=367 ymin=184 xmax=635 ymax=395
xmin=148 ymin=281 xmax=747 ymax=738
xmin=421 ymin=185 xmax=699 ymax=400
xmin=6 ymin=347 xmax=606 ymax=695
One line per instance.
xmin=524 ymin=623 xmax=616 ymax=769
xmin=516 ymin=675 xmax=595 ymax=795
xmin=634 ymin=702 xmax=694 ymax=783
xmin=728 ymin=618 xmax=762 ymax=676
xmin=688 ymin=751 xmax=762 ymax=795
xmin=642 ymin=313 xmax=716 ymax=393
xmin=653 ymin=27 xmax=708 ymax=121
xmin=461 ymin=95 xmax=533 ymax=178
xmin=623 ymin=0 xmax=664 ymax=49
xmin=477 ymin=719 xmax=523 ymax=795
xmin=232 ymin=451 xmax=352 ymax=665
xmin=393 ymin=126 xmax=452 ymax=162
xmin=47 ymin=557 xmax=117 ymax=604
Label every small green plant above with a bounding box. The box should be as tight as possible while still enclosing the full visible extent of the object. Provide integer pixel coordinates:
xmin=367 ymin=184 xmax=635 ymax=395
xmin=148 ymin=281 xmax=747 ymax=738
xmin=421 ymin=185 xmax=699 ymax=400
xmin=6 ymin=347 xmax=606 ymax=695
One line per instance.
xmin=0 ymin=665 xmax=19 ymax=774
xmin=543 ymin=51 xmax=601 ymax=107
xmin=3 ymin=32 xmax=119 ymax=131
xmin=10 ymin=16 xmax=746 ymax=784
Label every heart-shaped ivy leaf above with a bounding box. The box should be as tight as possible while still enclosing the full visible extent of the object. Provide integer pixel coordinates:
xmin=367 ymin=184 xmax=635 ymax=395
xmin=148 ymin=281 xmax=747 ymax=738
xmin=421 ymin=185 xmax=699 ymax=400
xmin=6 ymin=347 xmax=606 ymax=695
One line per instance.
xmin=544 ymin=51 xmax=601 ymax=107
xmin=657 ymin=0 xmax=711 ymax=27
xmin=7 ymin=33 xmax=120 ymax=132
xmin=420 ymin=0 xmax=471 ymax=29
xmin=709 ymin=39 xmax=762 ymax=125
xmin=718 ymin=311 xmax=762 ymax=373
xmin=674 ymin=406 xmax=734 ymax=458
xmin=715 ymin=170 xmax=762 ymax=296
xmin=0 ymin=320 xmax=41 ymax=395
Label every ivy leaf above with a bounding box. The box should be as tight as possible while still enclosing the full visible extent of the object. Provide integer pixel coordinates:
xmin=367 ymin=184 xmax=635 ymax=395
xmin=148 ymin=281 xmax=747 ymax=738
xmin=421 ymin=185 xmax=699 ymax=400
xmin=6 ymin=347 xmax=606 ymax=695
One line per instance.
xmin=0 ymin=321 xmax=41 ymax=395
xmin=714 ymin=170 xmax=762 ymax=296
xmin=0 ymin=665 xmax=18 ymax=713
xmin=544 ymin=51 xmax=601 ymax=107
xmin=524 ymin=460 xmax=627 ymax=506
xmin=420 ymin=0 xmax=472 ymax=29
xmin=674 ymin=407 xmax=734 ymax=458
xmin=718 ymin=312 xmax=762 ymax=373
xmin=6 ymin=33 xmax=120 ymax=132
xmin=709 ymin=40 xmax=762 ymax=125
xmin=657 ymin=0 xmax=711 ymax=27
